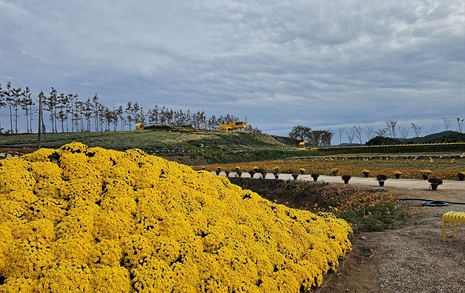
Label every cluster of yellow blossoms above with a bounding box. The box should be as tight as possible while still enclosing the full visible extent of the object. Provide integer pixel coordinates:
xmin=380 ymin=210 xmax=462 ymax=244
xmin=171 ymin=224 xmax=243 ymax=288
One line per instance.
xmin=0 ymin=142 xmax=352 ymax=292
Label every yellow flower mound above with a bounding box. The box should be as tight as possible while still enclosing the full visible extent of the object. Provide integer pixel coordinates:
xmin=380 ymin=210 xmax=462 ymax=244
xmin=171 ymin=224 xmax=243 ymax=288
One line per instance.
xmin=0 ymin=142 xmax=352 ymax=292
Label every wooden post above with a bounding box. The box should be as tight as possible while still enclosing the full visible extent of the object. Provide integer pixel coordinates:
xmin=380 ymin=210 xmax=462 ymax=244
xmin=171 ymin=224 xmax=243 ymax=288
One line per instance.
xmin=38 ymin=93 xmax=43 ymax=148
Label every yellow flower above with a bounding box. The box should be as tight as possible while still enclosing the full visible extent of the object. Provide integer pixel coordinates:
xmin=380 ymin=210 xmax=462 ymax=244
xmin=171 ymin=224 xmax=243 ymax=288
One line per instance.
xmin=0 ymin=142 xmax=352 ymax=291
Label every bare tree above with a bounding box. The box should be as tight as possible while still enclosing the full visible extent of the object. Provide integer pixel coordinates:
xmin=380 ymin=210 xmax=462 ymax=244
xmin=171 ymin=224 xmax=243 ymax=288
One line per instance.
xmin=386 ymin=121 xmax=397 ymax=138
xmin=398 ymin=126 xmax=410 ymax=140
xmin=337 ymin=127 xmax=346 ymax=145
xmin=457 ymin=118 xmax=464 ymax=133
xmin=427 ymin=123 xmax=438 ymax=137
xmin=411 ymin=123 xmax=422 ymax=138
xmin=346 ymin=127 xmax=355 ymax=144
xmin=364 ymin=126 xmax=375 ymax=141
xmin=443 ymin=118 xmax=451 ymax=131
xmin=352 ymin=125 xmax=363 ymax=144
xmin=375 ymin=128 xmax=388 ymax=137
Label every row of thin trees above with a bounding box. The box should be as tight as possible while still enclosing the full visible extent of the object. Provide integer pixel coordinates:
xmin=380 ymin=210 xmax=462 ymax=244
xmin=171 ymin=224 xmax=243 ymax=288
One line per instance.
xmin=0 ymin=82 xmax=259 ymax=134
xmin=337 ymin=119 xmax=465 ymax=145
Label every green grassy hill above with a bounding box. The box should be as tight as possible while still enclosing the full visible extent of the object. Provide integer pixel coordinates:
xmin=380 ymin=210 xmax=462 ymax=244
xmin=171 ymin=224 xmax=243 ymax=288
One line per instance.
xmin=0 ymin=128 xmax=302 ymax=164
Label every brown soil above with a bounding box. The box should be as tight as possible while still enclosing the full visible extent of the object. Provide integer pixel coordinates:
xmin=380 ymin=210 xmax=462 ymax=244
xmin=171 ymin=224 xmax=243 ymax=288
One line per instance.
xmin=313 ymin=186 xmax=465 ymax=293
xmin=0 ymin=147 xmax=37 ymax=156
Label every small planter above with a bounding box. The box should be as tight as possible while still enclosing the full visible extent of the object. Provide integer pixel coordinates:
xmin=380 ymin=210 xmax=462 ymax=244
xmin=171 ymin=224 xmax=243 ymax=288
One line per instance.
xmin=225 ymin=171 xmax=230 ymax=177
xmin=299 ymin=168 xmax=306 ymax=175
xmin=428 ymin=178 xmax=443 ymax=190
xmin=376 ymin=174 xmax=388 ymax=187
xmin=361 ymin=170 xmax=370 ymax=178
xmin=249 ymin=170 xmax=256 ymax=178
xmin=341 ymin=175 xmax=351 ymax=184
xmin=261 ymin=172 xmax=267 ymax=179
xmin=422 ymin=174 xmax=429 ymax=180
xmin=395 ymin=174 xmax=401 ymax=179
xmin=292 ymin=173 xmax=299 ymax=180
xmin=236 ymin=171 xmax=242 ymax=178
xmin=311 ymin=173 xmax=319 ymax=182
xmin=274 ymin=174 xmax=279 ymax=179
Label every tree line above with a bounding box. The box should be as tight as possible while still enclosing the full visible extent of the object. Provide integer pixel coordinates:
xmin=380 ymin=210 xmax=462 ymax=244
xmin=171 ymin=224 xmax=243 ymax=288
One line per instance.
xmin=0 ymin=82 xmax=261 ymax=134
xmin=291 ymin=118 xmax=465 ymax=146
xmin=288 ymin=125 xmax=332 ymax=146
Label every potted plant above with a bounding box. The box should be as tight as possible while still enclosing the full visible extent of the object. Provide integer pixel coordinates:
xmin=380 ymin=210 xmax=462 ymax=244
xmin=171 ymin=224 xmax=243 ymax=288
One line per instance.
xmin=299 ymin=168 xmax=306 ymax=175
xmin=311 ymin=173 xmax=319 ymax=182
xmin=420 ymin=170 xmax=432 ymax=180
xmin=341 ymin=174 xmax=351 ymax=184
xmin=224 ymin=170 xmax=230 ymax=177
xmin=249 ymin=170 xmax=256 ymax=178
xmin=457 ymin=172 xmax=465 ymax=181
xmin=376 ymin=174 xmax=388 ymax=186
xmin=393 ymin=171 xmax=403 ymax=179
xmin=330 ymin=168 xmax=338 ymax=176
xmin=260 ymin=170 xmax=267 ymax=179
xmin=428 ymin=177 xmax=443 ymax=190
xmin=273 ymin=171 xmax=279 ymax=179
xmin=361 ymin=170 xmax=370 ymax=178
xmin=215 ymin=167 xmax=221 ymax=175
xmin=292 ymin=173 xmax=299 ymax=180
xmin=236 ymin=170 xmax=242 ymax=177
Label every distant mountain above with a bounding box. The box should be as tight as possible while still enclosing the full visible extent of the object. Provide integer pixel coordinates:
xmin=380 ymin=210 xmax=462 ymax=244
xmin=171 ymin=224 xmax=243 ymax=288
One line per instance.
xmin=402 ymin=131 xmax=465 ymax=144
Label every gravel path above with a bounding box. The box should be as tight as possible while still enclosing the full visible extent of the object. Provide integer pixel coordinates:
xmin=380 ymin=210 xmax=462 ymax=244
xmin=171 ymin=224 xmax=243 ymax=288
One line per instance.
xmin=219 ymin=171 xmax=465 ymax=191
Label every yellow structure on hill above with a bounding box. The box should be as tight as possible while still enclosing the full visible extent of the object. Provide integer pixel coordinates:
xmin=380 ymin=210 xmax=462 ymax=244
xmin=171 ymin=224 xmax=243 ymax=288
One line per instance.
xmin=219 ymin=121 xmax=247 ymax=132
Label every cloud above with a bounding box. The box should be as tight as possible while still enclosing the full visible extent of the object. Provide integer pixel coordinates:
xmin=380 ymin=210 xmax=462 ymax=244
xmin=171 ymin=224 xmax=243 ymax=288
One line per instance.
xmin=1 ymin=0 xmax=463 ymax=142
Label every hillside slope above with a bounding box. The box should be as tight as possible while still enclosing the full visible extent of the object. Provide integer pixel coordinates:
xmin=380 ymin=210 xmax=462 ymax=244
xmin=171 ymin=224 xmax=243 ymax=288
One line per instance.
xmin=0 ymin=128 xmax=300 ymax=164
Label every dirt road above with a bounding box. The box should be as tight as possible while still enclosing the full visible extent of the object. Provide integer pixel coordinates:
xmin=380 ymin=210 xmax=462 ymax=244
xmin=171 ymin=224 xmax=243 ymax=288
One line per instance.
xmin=313 ymin=180 xmax=465 ymax=293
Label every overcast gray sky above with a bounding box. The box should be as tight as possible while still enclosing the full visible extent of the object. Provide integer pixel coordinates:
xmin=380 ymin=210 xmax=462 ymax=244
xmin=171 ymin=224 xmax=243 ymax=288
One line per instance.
xmin=1 ymin=0 xmax=464 ymax=142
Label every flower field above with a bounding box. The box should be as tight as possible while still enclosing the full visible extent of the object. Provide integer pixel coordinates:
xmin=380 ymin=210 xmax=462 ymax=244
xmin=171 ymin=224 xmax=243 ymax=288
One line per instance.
xmin=0 ymin=142 xmax=352 ymax=292
xmin=201 ymin=154 xmax=465 ymax=180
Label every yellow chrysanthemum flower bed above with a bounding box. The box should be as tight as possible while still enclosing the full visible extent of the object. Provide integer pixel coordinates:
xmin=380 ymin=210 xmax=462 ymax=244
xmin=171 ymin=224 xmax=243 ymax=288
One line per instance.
xmin=0 ymin=142 xmax=352 ymax=292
